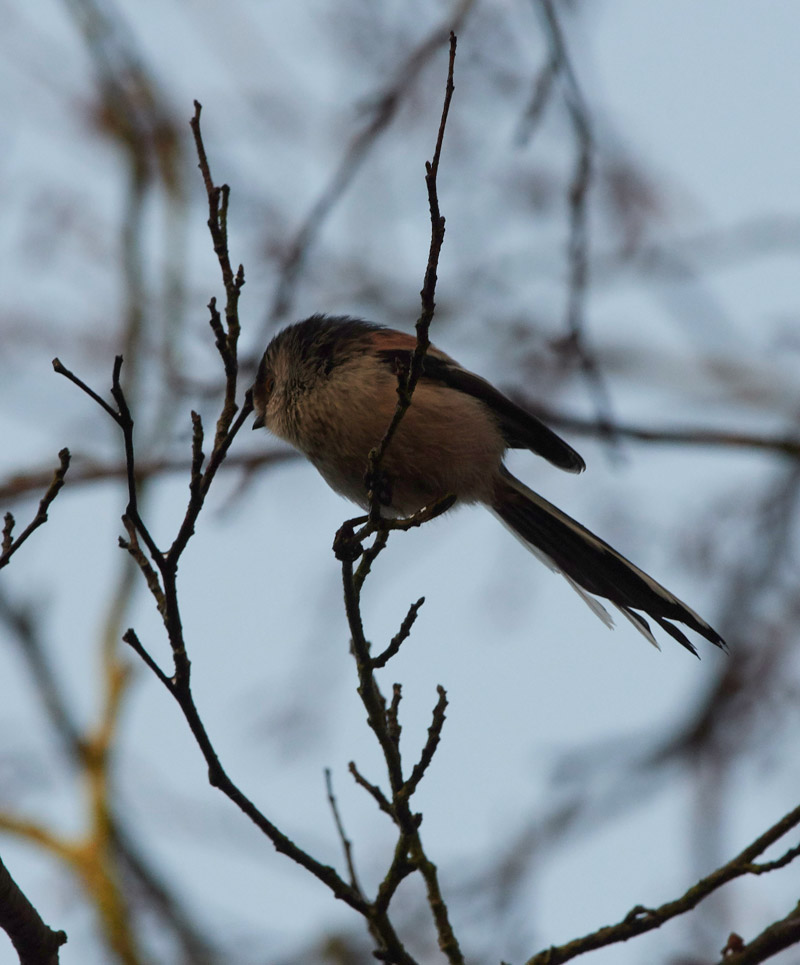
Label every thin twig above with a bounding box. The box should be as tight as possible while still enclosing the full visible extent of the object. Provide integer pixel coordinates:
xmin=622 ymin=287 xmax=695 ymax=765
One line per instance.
xmin=119 ymin=516 xmax=165 ymax=611
xmin=122 ymin=621 xmax=367 ymax=911
xmin=387 ymin=684 xmax=403 ymax=748
xmin=191 ymin=102 xmax=245 ymax=446
xmin=0 ymin=449 xmax=70 ymax=570
xmin=105 ymin=357 xmax=164 ymax=564
xmin=374 ymin=835 xmax=416 ymax=914
xmin=371 ymin=598 xmax=426 ymax=669
xmin=341 ymin=557 xmax=404 ymax=794
xmin=516 ymin=57 xmax=557 ymax=145
xmin=745 ymin=842 xmax=800 ymax=875
xmin=122 ymin=629 xmax=171 ymax=688
xmin=403 ymin=686 xmax=448 ymax=798
xmin=365 ymin=33 xmax=457 ymax=521
xmin=353 ymin=529 xmax=389 ymax=594
xmin=52 ymin=358 xmax=121 ymax=423
xmin=325 ymin=769 xmax=363 ymax=894
xmin=348 ymin=761 xmax=394 ymax=818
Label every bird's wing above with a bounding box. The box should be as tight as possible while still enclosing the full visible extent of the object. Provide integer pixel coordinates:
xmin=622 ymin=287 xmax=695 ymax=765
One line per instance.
xmin=375 ymin=341 xmax=585 ymax=474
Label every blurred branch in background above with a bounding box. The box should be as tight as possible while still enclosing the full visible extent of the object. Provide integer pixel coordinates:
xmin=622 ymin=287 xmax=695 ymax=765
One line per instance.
xmin=262 ymin=0 xmax=475 ymax=338
xmin=4 ymin=413 xmax=798 ymax=511
xmin=50 ymin=1 xmax=200 ymax=956
xmin=440 ymin=457 xmax=800 ymax=962
xmin=513 ymin=401 xmax=800 ymax=460
xmin=0 ymin=583 xmax=220 ymax=964
xmin=0 ymin=449 xmax=297 ymax=506
xmin=0 ymin=0 xmax=213 ymax=961
xmin=529 ymin=0 xmax=618 ymax=443
xmin=64 ymin=0 xmax=188 ymax=399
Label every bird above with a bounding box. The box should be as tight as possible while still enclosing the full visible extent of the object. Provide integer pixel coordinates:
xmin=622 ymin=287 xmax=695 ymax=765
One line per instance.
xmin=252 ymin=314 xmax=726 ymax=656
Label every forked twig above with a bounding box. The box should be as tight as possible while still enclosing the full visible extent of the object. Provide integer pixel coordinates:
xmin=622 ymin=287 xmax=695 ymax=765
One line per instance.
xmin=0 ymin=448 xmax=70 ymax=570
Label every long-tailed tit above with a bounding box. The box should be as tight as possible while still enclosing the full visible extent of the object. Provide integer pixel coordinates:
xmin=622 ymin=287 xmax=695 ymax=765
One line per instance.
xmin=252 ymin=314 xmax=726 ymax=655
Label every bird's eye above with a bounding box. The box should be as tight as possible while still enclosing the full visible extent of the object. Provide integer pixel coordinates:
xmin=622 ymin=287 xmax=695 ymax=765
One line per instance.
xmin=255 ymin=355 xmax=275 ymax=398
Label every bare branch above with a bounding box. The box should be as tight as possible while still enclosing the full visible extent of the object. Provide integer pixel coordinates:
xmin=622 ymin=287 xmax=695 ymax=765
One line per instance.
xmin=332 ymin=39 xmax=466 ymax=963
xmin=371 ymin=598 xmax=426 ymax=669
xmin=0 ymin=449 xmax=70 ymax=570
xmin=0 ymin=448 xmax=296 ymax=507
xmin=190 ymin=103 xmax=236 ymax=297
xmin=45 ymin=102 xmax=366 ymax=929
xmin=122 ymin=628 xmax=171 ymax=688
xmin=365 ymin=33 xmax=457 ymax=520
xmin=403 ymin=686 xmax=448 ymax=798
xmin=325 ymin=769 xmax=363 ymax=894
xmin=52 ymin=358 xmax=121 ymax=423
xmin=348 ymin=761 xmax=394 ymax=818
xmin=714 ymin=901 xmax=800 ymax=965
xmin=524 ymin=801 xmax=800 ymax=965
xmin=516 ymin=57 xmax=557 ymax=145
xmin=119 ymin=515 xmax=166 ymax=615
xmin=510 ymin=395 xmax=800 ymax=460
xmin=0 ymin=853 xmax=67 ymax=965
xmin=191 ymin=101 xmax=246 ymax=447
xmin=105 ymin=356 xmax=164 ymax=564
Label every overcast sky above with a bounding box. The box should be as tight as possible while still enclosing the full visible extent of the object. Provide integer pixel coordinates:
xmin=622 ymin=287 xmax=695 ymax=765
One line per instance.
xmin=1 ymin=2 xmax=799 ymax=964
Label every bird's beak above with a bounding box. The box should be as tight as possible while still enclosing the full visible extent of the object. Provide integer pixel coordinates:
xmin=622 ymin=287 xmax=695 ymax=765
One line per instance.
xmin=252 ymin=414 xmax=265 ymax=430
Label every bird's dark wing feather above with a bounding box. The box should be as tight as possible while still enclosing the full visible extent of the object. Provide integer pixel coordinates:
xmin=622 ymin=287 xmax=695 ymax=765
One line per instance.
xmin=377 ymin=348 xmax=586 ymax=474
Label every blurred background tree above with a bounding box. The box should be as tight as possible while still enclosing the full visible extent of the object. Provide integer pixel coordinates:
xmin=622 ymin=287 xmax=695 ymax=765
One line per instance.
xmin=1 ymin=1 xmax=799 ymax=963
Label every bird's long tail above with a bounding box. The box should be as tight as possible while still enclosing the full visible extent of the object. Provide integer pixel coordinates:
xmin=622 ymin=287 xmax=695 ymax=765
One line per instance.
xmin=491 ymin=467 xmax=726 ymax=655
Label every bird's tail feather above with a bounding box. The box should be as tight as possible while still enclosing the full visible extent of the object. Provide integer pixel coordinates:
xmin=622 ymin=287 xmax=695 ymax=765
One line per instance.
xmin=492 ymin=468 xmax=726 ymax=656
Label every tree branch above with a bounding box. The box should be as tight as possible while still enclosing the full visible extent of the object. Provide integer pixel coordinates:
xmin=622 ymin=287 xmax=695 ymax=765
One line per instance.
xmin=333 ymin=38 xmax=466 ymax=963
xmin=325 ymin=769 xmax=363 ymax=895
xmin=0 ymin=449 xmax=70 ymax=570
xmin=0 ymin=853 xmax=67 ymax=965
xmin=525 ymin=800 xmax=800 ymax=965
xmin=714 ymin=901 xmax=800 ymax=965
xmin=365 ymin=33 xmax=457 ymax=522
